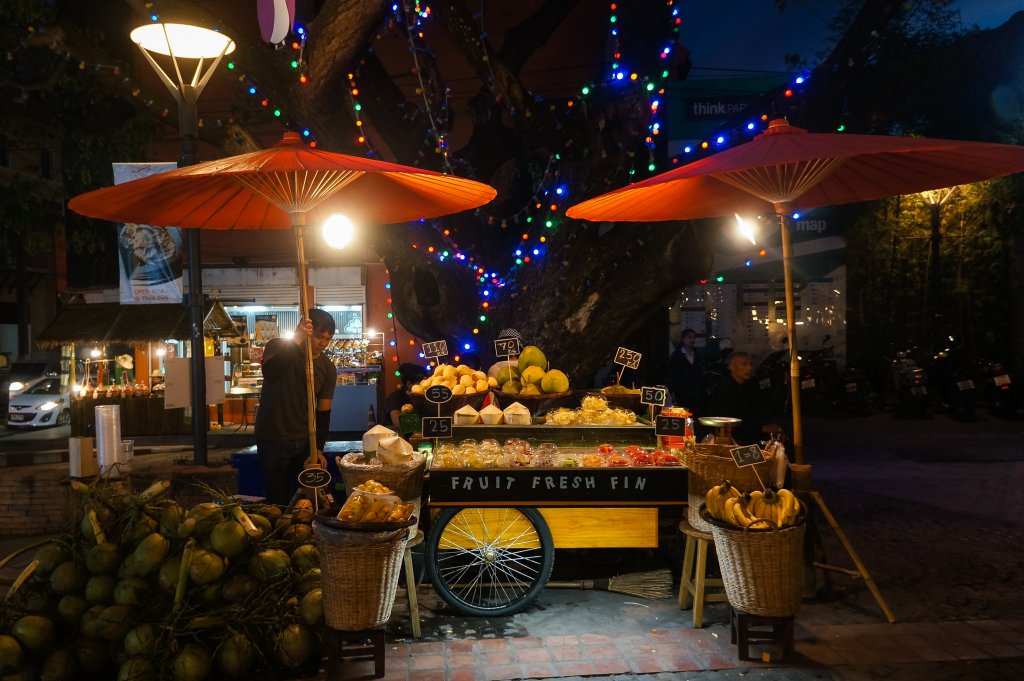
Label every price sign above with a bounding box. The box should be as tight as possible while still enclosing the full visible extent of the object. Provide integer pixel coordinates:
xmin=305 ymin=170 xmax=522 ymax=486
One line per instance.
xmin=494 ymin=337 xmax=522 ymax=359
xmin=640 ymin=386 xmax=667 ymax=407
xmin=729 ymin=444 xmax=765 ymax=468
xmin=422 ymin=340 xmax=448 ymax=359
xmin=297 ymin=467 xmax=331 ymax=489
xmin=614 ymin=346 xmax=642 ymax=370
xmin=655 ymin=414 xmax=687 ymax=436
xmin=425 ymin=385 xmax=453 ymax=404
xmin=422 ymin=416 xmax=453 ymax=439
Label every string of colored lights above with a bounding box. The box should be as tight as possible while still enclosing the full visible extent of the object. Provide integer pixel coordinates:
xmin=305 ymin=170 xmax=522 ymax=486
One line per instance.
xmin=398 ymin=0 xmax=454 ymax=172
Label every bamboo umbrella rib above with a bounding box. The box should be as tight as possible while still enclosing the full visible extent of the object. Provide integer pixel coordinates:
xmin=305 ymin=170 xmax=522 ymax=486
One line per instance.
xmin=234 ymin=170 xmax=362 ymax=214
xmin=718 ymin=157 xmax=847 ymax=204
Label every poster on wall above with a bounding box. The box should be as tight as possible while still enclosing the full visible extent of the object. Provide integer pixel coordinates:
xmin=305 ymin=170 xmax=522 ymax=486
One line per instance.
xmin=113 ymin=162 xmax=182 ymax=304
xmin=254 ymin=315 xmax=279 ymax=343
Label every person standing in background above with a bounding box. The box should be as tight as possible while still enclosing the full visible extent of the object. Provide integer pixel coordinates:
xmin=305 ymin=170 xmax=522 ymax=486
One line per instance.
xmin=384 ymin=363 xmax=426 ymax=430
xmin=706 ymin=352 xmax=782 ymax=445
xmin=255 ymin=309 xmax=337 ymax=505
xmin=666 ymin=328 xmax=705 ymax=411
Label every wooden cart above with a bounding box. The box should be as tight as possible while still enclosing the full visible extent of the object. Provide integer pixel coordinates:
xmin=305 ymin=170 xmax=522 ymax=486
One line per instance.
xmin=424 ymin=424 xmax=687 ymax=616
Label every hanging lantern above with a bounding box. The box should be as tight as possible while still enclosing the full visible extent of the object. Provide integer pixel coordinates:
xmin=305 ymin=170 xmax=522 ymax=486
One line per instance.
xmin=257 ymin=0 xmax=295 ymax=44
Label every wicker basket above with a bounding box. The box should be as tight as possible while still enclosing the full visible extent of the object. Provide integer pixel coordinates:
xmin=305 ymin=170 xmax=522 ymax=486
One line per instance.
xmin=337 ymin=452 xmax=426 ymax=501
xmin=684 ymin=444 xmax=773 ymax=533
xmin=313 ymin=519 xmax=410 ymax=630
xmin=700 ymin=504 xmax=805 ymax=617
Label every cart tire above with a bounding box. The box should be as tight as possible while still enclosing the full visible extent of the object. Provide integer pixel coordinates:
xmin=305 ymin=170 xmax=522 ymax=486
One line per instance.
xmin=426 ymin=507 xmax=554 ymax=617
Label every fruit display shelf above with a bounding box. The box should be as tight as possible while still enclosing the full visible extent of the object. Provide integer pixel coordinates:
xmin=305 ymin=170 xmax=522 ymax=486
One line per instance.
xmin=448 ymin=423 xmax=657 ymax=447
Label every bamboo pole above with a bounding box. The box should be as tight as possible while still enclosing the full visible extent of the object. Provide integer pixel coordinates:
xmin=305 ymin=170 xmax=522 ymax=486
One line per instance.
xmin=291 ymin=213 xmax=319 ymax=467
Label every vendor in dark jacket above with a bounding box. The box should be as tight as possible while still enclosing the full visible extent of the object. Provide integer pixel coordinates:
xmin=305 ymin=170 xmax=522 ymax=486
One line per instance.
xmin=706 ymin=352 xmax=782 ymax=445
xmin=255 ymin=308 xmax=337 ymax=505
xmin=384 ymin=363 xmax=426 ymax=430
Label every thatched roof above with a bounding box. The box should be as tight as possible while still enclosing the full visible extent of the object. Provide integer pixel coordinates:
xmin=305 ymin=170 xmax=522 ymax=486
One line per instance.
xmin=36 ymin=300 xmax=240 ymax=348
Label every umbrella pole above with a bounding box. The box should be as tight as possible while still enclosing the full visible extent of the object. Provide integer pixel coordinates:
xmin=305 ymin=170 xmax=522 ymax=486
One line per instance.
xmin=291 ymin=213 xmax=320 ymax=468
xmin=775 ymin=206 xmax=805 ymax=467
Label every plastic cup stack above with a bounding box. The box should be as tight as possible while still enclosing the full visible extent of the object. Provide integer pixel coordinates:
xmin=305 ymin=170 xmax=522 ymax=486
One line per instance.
xmin=94 ymin=404 xmax=122 ymax=478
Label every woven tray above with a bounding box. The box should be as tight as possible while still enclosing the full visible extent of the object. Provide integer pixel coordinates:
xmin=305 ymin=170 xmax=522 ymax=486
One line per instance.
xmin=685 ymin=444 xmax=773 ymax=533
xmin=314 ymin=521 xmax=410 ymax=630
xmin=700 ymin=504 xmax=805 ymax=617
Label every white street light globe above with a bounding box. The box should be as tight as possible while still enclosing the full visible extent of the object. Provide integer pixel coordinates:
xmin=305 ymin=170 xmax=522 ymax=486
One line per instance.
xmin=735 ymin=213 xmax=757 ymax=245
xmin=323 ymin=214 xmax=355 ymax=250
xmin=130 ymin=23 xmax=236 ymax=59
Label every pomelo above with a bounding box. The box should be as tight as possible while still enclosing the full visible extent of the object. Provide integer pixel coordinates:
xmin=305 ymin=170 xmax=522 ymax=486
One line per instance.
xmin=520 ymin=365 xmax=545 ymax=385
xmin=540 ymin=369 xmax=569 ymax=394
xmin=517 ymin=346 xmax=547 ymax=373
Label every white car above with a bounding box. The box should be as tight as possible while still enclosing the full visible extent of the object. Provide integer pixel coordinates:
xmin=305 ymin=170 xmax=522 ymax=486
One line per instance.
xmin=6 ymin=377 xmax=71 ymax=428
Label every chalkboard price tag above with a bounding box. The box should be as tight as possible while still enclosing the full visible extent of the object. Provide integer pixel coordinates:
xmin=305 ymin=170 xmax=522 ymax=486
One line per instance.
xmin=425 ymin=385 xmax=453 ymax=404
xmin=730 ymin=444 xmax=765 ymax=468
xmin=297 ymin=467 xmax=332 ymax=489
xmin=640 ymin=386 xmax=667 ymax=407
xmin=655 ymin=414 xmax=687 ymax=435
xmin=614 ymin=346 xmax=642 ymax=370
xmin=422 ymin=416 xmax=453 ymax=439
xmin=422 ymin=340 xmax=448 ymax=359
xmin=494 ymin=337 xmax=522 ymax=359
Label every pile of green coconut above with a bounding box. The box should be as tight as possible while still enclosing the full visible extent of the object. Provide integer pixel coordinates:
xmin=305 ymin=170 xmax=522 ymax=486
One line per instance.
xmin=0 ymin=479 xmax=326 ymax=681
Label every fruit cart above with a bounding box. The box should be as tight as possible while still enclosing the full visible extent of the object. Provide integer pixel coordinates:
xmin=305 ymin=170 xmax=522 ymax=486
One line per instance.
xmin=423 ymin=423 xmax=688 ymax=616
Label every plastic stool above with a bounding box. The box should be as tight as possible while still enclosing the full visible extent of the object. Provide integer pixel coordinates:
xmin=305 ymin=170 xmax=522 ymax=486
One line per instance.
xmin=326 ymin=627 xmax=386 ymax=680
xmin=678 ymin=518 xmax=727 ymax=627
xmin=403 ymin=530 xmax=424 ymax=638
xmin=730 ymin=607 xmax=795 ymax=661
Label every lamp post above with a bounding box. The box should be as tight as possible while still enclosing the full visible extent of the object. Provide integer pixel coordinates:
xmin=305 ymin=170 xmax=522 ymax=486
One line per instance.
xmin=130 ymin=23 xmax=235 ymax=465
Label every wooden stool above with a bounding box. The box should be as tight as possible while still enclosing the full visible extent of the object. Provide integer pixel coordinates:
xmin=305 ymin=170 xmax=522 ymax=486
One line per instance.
xmin=325 ymin=627 xmax=386 ymax=680
xmin=403 ymin=530 xmax=424 ymax=639
xmin=730 ymin=608 xmax=795 ymax=661
xmin=678 ymin=519 xmax=727 ymax=628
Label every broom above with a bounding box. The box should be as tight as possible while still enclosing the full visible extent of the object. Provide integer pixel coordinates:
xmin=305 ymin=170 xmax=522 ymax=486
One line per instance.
xmin=547 ymin=568 xmax=674 ymax=600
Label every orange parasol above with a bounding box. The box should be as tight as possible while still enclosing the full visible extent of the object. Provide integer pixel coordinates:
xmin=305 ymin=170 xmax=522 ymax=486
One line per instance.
xmin=70 ymin=132 xmax=497 ymax=465
xmin=567 ymin=119 xmax=1024 ymax=464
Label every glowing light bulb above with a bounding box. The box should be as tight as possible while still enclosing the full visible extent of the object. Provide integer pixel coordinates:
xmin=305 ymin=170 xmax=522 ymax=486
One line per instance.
xmin=322 ymin=214 xmax=355 ymax=249
xmin=735 ymin=214 xmax=757 ymax=245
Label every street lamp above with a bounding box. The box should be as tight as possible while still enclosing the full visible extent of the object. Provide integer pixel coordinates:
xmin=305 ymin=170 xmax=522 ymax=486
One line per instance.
xmin=131 ymin=22 xmax=235 ymax=465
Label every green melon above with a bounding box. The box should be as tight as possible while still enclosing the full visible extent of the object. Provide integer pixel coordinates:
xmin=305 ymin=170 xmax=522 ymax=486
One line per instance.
xmin=12 ymin=615 xmax=55 ymax=655
xmin=216 ymin=633 xmax=255 ymax=678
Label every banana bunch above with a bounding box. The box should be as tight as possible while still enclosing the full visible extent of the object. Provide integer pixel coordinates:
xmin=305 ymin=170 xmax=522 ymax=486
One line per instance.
xmin=705 ymin=483 xmax=802 ymax=529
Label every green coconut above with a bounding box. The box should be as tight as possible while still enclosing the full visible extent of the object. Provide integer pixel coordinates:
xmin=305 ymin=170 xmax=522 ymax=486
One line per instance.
xmin=157 ymin=557 xmax=182 ymax=592
xmin=283 ymin=523 xmax=312 ymax=544
xmin=0 ymin=661 xmax=37 ymax=681
xmin=128 ymin=514 xmax=158 ymax=543
xmin=12 ymin=615 xmax=56 ymax=655
xmin=275 ymin=623 xmax=313 ymax=668
xmin=0 ymin=635 xmax=23 ymax=673
xmin=296 ymin=568 xmax=322 ymax=595
xmin=132 ymin=533 xmax=169 ymax=576
xmin=40 ymin=648 xmax=77 ymax=681
xmin=118 ymin=553 xmax=139 ymax=579
xmin=56 ymin=595 xmax=89 ymax=623
xmin=188 ymin=549 xmax=225 ymax=585
xmin=73 ymin=637 xmax=108 ymax=673
xmin=210 ymin=520 xmax=247 ymax=558
xmin=84 ymin=575 xmax=115 ymax=604
xmin=80 ymin=506 xmax=113 ymax=543
xmin=290 ymin=544 xmax=319 ymax=575
xmin=123 ymin=624 xmax=158 ymax=657
xmin=158 ymin=502 xmax=182 ymax=536
xmin=113 ymin=577 xmax=149 ymax=606
xmin=172 ymin=643 xmax=212 ymax=681
xmin=96 ymin=604 xmax=136 ymax=641
xmin=33 ymin=544 xmax=71 ymax=575
xmin=78 ymin=606 xmax=105 ymax=639
xmin=117 ymin=656 xmax=156 ymax=681
xmin=248 ymin=514 xmax=272 ymax=539
xmin=199 ymin=583 xmax=222 ymax=604
xmin=248 ymin=549 xmax=291 ymax=582
xmin=216 ymin=632 xmax=255 ymax=678
xmin=221 ymin=574 xmax=258 ymax=604
xmin=50 ymin=561 xmax=86 ymax=595
xmin=84 ymin=542 xmax=120 ymax=574
xmin=184 ymin=503 xmax=223 ymax=537
xmin=298 ymin=589 xmax=323 ymax=626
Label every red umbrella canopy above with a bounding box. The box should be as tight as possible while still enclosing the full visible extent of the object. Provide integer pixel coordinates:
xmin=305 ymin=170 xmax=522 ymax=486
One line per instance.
xmin=68 ymin=132 xmax=497 ymax=228
xmin=566 ymin=119 xmax=1024 ymax=221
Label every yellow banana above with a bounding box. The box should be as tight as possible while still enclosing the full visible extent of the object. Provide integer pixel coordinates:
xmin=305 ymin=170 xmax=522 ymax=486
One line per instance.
xmin=705 ymin=486 xmax=719 ymax=519
xmin=776 ymin=488 xmax=800 ymax=526
xmin=723 ymin=497 xmax=742 ymax=527
xmin=731 ymin=497 xmax=757 ymax=528
xmin=748 ymin=490 xmax=765 ymax=519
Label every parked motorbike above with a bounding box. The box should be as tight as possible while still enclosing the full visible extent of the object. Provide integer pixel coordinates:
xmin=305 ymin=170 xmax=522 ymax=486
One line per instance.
xmin=890 ymin=347 xmax=929 ymax=415
xmin=796 ymin=335 xmax=839 ymax=414
xmin=976 ymin=359 xmax=1017 ymax=418
xmin=929 ymin=343 xmax=977 ymax=420
xmin=838 ymin=355 xmax=884 ymax=415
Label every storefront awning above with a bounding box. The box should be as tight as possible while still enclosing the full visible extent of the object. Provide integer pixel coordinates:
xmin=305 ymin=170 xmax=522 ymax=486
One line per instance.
xmin=36 ymin=300 xmax=240 ymax=348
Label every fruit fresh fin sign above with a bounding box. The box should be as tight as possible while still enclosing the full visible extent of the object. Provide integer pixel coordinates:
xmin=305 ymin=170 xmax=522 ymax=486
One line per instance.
xmin=422 ymin=417 xmax=452 ymax=438
xmin=641 ymin=386 xmax=667 ymax=407
xmin=425 ymin=385 xmax=453 ymax=404
xmin=297 ymin=467 xmax=331 ymax=488
xmin=422 ymin=340 xmax=448 ymax=359
xmin=614 ymin=347 xmax=642 ymax=370
xmin=730 ymin=444 xmax=764 ymax=467
xmin=494 ymin=337 xmax=521 ymax=359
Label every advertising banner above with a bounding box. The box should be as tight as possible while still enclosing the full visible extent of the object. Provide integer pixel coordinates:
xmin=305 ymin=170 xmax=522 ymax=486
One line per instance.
xmin=113 ymin=162 xmax=182 ymax=304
